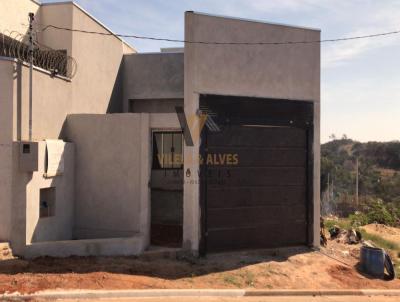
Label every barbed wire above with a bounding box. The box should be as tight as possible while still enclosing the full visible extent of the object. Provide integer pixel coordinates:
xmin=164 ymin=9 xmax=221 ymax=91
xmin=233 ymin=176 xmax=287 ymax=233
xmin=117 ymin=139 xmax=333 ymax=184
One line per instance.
xmin=0 ymin=30 xmax=77 ymax=78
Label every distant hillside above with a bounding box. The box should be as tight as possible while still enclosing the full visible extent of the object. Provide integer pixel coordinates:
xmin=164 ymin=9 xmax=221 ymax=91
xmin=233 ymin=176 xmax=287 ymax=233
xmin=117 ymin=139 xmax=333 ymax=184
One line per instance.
xmin=321 ymin=139 xmax=400 ymax=208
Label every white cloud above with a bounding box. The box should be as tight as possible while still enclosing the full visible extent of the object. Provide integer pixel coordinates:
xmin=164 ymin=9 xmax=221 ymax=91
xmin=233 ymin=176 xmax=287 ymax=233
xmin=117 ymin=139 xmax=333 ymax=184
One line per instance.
xmin=322 ymin=1 xmax=400 ymax=68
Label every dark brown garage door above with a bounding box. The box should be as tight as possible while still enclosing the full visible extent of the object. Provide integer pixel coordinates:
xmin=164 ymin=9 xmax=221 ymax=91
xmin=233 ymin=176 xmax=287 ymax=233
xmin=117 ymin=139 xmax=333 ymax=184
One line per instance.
xmin=203 ymin=125 xmax=309 ymax=252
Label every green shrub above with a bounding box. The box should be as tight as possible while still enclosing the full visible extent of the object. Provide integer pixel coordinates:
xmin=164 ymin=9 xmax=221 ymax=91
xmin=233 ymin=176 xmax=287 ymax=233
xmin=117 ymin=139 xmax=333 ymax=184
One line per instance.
xmin=349 ymin=212 xmax=369 ymax=227
xmin=348 ymin=199 xmax=399 ymax=227
xmin=366 ymin=199 xmax=396 ymax=226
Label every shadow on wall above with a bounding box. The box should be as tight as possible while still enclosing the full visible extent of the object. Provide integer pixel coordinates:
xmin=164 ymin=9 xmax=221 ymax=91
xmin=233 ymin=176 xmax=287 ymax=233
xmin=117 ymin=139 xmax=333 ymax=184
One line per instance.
xmin=10 ymin=164 xmax=31 ymax=256
xmin=13 ymin=63 xmax=22 ymax=141
xmin=0 ymin=247 xmax=311 ymax=279
xmin=30 ymin=177 xmax=67 ymax=243
xmin=107 ymin=58 xmax=124 ymax=114
xmin=34 ymin=143 xmax=71 ymax=242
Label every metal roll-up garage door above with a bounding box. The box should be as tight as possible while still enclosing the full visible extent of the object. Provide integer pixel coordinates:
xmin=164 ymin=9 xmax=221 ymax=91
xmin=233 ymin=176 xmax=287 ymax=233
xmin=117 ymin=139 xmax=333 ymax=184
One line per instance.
xmin=203 ymin=125 xmax=308 ymax=252
xmin=199 ymin=95 xmax=314 ymax=254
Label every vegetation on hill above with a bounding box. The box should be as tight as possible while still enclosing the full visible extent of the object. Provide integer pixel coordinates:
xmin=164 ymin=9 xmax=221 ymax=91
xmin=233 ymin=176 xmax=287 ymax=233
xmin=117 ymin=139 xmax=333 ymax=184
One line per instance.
xmin=321 ymin=138 xmax=400 ymax=226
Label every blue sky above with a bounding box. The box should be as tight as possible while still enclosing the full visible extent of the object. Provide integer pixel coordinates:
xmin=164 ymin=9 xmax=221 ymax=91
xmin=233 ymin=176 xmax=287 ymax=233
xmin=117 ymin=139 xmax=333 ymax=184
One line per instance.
xmin=42 ymin=0 xmax=400 ymax=143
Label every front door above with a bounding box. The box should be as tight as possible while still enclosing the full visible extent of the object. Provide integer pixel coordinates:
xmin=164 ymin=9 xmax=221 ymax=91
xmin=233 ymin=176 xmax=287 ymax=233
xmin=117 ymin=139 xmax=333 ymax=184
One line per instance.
xmin=150 ymin=131 xmax=184 ymax=247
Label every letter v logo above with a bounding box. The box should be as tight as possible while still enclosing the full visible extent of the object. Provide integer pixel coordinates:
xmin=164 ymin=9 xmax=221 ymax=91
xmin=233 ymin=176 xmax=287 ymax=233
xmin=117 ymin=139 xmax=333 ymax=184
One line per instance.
xmin=175 ymin=106 xmax=208 ymax=147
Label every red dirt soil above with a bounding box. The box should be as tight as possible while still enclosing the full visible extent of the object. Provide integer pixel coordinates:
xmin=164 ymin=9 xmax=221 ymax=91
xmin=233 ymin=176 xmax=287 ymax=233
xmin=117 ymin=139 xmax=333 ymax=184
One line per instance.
xmin=0 ymin=245 xmax=399 ymax=294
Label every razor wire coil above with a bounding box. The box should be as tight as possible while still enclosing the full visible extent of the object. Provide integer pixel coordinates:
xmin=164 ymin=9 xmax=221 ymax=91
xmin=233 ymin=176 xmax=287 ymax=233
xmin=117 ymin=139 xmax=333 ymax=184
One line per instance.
xmin=0 ymin=30 xmax=77 ymax=78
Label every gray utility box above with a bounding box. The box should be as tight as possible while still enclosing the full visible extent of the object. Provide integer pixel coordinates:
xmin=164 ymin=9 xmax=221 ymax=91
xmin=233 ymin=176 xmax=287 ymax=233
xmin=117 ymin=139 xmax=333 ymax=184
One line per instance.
xmin=19 ymin=141 xmax=39 ymax=172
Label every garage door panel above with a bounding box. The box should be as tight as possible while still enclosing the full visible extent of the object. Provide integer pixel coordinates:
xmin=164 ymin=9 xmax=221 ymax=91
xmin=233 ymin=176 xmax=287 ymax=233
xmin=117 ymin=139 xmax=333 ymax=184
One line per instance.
xmin=207 ymin=205 xmax=306 ymax=229
xmin=207 ymin=167 xmax=306 ymax=187
xmin=204 ymin=122 xmax=309 ymax=253
xmin=207 ymin=186 xmax=306 ymax=209
xmin=207 ymin=126 xmax=306 ymax=148
xmin=207 ymin=222 xmax=307 ymax=252
xmin=206 ymin=147 xmax=306 ymax=167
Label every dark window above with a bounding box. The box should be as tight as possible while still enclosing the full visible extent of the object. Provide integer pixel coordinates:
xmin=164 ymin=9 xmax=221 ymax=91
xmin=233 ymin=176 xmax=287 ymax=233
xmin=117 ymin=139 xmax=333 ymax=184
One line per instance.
xmin=39 ymin=187 xmax=56 ymax=218
xmin=152 ymin=132 xmax=183 ymax=169
xmin=23 ymin=144 xmax=31 ymax=154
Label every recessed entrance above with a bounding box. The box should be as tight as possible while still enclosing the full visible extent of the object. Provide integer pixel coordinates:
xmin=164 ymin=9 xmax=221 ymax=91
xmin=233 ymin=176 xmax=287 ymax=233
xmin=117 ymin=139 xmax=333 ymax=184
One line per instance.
xmin=150 ymin=131 xmax=184 ymax=247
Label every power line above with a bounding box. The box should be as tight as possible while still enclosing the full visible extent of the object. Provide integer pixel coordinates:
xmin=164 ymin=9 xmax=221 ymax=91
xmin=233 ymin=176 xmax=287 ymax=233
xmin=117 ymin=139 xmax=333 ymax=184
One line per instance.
xmin=39 ymin=24 xmax=400 ymax=45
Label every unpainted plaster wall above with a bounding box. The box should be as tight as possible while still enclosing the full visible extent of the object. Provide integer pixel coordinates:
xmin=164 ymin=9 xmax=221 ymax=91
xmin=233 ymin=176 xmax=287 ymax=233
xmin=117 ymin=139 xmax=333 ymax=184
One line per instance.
xmin=11 ymin=141 xmax=75 ymax=256
xmin=65 ymin=114 xmax=149 ymax=240
xmin=183 ymin=12 xmax=321 ymax=252
xmin=123 ymin=53 xmax=184 ymax=112
xmin=0 ymin=60 xmax=14 ymax=241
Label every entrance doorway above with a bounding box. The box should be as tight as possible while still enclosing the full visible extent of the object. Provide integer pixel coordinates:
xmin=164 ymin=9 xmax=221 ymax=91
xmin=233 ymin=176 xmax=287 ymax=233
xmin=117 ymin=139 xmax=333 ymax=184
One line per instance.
xmin=150 ymin=131 xmax=184 ymax=247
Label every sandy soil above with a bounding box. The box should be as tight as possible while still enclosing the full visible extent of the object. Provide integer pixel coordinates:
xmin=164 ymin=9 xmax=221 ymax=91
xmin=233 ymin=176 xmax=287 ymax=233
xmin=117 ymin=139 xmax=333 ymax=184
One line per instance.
xmin=0 ymin=243 xmax=399 ymax=294
xmin=361 ymin=224 xmax=400 ymax=243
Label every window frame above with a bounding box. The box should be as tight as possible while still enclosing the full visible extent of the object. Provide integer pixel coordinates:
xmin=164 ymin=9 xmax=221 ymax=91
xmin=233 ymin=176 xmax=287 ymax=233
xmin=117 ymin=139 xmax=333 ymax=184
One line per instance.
xmin=152 ymin=130 xmax=184 ymax=170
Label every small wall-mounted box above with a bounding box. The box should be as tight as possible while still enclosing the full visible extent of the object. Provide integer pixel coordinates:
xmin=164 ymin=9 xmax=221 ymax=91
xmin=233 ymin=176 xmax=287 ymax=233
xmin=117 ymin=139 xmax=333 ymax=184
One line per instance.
xmin=19 ymin=141 xmax=39 ymax=172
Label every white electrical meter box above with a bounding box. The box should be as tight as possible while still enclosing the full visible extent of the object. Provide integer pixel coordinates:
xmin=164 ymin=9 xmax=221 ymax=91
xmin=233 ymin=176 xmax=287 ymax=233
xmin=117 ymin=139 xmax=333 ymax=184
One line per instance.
xmin=19 ymin=141 xmax=39 ymax=172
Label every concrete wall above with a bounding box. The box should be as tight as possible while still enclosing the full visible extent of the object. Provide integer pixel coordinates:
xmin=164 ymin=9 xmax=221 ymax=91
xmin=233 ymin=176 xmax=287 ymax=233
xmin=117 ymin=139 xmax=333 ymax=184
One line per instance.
xmin=65 ymin=114 xmax=150 ymax=240
xmin=39 ymin=3 xmax=73 ymax=58
xmin=0 ymin=58 xmax=72 ymax=243
xmin=129 ymin=99 xmax=183 ymax=114
xmin=0 ymin=1 xmax=136 ymax=246
xmin=123 ymin=53 xmax=184 ymax=112
xmin=2 ymin=1 xmax=136 ymax=142
xmin=11 ymin=140 xmax=75 ymax=255
xmin=0 ymin=0 xmax=40 ymax=35
xmin=24 ymin=236 xmax=145 ymax=258
xmin=150 ymin=113 xmax=181 ymax=129
xmin=68 ymin=3 xmax=135 ymax=114
xmin=26 ymin=141 xmax=75 ymax=243
xmin=183 ymin=12 xmax=321 ymax=251
xmin=0 ymin=59 xmax=15 ymax=241
xmin=15 ymin=63 xmax=72 ymax=141
xmin=39 ymin=2 xmax=135 ymax=116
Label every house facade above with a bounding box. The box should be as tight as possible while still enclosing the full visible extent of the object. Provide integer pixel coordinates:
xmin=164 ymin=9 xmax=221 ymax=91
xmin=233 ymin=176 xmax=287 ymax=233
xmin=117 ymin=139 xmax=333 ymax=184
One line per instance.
xmin=0 ymin=0 xmax=320 ymax=258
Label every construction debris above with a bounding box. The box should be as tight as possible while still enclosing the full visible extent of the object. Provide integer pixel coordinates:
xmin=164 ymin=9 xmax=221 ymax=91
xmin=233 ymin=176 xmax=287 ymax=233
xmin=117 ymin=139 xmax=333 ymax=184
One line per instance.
xmin=348 ymin=229 xmax=362 ymax=244
xmin=328 ymin=226 xmax=362 ymax=244
xmin=320 ymin=218 xmax=328 ymax=246
xmin=329 ymin=225 xmax=341 ymax=239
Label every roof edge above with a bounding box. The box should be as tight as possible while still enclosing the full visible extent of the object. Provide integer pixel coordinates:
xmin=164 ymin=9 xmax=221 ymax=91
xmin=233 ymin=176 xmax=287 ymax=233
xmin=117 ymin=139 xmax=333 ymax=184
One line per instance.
xmin=124 ymin=52 xmax=184 ymax=56
xmin=186 ymin=11 xmax=321 ymax=32
xmin=40 ymin=1 xmax=136 ymax=52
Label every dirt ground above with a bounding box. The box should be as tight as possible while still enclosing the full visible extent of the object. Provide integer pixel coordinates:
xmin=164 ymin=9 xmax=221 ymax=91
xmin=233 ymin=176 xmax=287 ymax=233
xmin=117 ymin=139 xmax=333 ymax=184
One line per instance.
xmin=361 ymin=224 xmax=400 ymax=243
xmin=0 ymin=241 xmax=399 ymax=294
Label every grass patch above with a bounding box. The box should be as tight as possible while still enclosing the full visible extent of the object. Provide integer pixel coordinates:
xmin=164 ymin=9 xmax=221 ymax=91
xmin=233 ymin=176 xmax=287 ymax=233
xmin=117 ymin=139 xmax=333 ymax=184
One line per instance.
xmin=324 ymin=218 xmax=351 ymax=230
xmin=223 ymin=275 xmax=241 ymax=287
xmin=359 ymin=230 xmax=400 ymax=251
xmin=241 ymin=271 xmax=255 ymax=287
